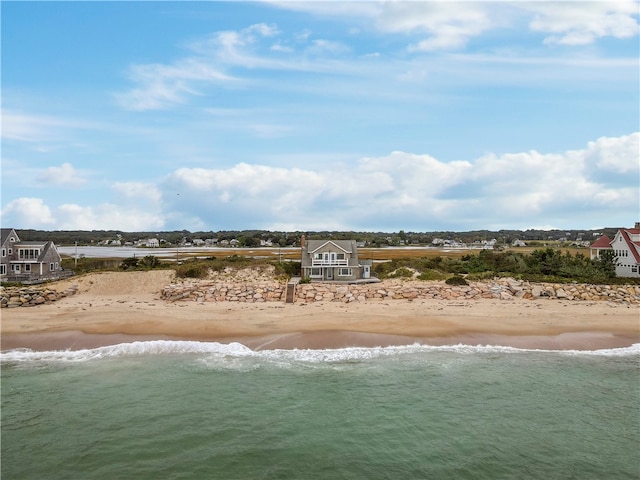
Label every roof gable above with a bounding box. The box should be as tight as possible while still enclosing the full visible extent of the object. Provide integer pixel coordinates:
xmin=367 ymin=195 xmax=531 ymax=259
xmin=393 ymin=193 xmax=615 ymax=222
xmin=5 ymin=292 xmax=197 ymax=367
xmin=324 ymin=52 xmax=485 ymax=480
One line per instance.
xmin=619 ymin=229 xmax=640 ymax=264
xmin=307 ymin=240 xmax=353 ymax=254
xmin=1 ymin=228 xmax=20 ymax=245
xmin=590 ymin=235 xmax=612 ymax=249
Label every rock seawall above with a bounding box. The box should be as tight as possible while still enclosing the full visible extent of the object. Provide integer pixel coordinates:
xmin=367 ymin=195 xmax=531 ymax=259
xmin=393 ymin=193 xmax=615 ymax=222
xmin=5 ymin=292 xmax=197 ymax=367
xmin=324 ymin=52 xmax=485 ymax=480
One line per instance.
xmin=160 ymin=278 xmax=640 ymax=304
xmin=1 ymin=285 xmax=78 ymax=308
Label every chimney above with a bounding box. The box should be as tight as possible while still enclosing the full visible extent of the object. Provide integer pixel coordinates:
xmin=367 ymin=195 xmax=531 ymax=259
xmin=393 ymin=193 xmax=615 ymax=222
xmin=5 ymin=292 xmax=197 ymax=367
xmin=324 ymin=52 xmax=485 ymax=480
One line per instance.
xmin=300 ymin=234 xmax=306 ymax=250
xmin=635 ymin=222 xmax=640 ymax=229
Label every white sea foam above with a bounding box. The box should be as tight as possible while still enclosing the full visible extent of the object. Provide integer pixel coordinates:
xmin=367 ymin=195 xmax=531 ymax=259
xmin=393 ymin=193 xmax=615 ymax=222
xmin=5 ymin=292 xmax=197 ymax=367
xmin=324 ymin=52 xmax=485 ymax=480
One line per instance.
xmin=1 ymin=341 xmax=638 ymax=364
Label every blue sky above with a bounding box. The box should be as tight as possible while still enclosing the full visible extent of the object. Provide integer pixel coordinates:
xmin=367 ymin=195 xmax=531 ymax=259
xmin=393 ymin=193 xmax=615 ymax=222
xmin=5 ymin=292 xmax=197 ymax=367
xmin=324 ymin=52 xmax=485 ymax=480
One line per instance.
xmin=2 ymin=1 xmax=639 ymax=232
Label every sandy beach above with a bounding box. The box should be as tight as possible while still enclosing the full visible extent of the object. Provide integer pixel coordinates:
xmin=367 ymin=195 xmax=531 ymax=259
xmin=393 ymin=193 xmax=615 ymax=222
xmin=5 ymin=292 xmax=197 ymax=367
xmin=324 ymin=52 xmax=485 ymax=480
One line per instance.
xmin=2 ymin=270 xmax=638 ymax=351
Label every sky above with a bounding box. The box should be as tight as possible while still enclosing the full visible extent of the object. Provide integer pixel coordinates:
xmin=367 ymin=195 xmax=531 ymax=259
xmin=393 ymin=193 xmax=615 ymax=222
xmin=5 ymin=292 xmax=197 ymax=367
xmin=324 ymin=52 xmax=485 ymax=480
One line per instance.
xmin=1 ymin=1 xmax=639 ymax=233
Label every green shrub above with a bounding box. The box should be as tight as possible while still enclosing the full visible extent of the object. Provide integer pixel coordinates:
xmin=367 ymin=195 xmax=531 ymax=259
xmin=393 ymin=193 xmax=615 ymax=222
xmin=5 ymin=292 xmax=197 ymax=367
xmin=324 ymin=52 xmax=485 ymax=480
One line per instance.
xmin=175 ymin=263 xmax=209 ymax=279
xmin=417 ymin=269 xmax=448 ymax=281
xmin=274 ymin=261 xmax=301 ymax=278
xmin=445 ymin=275 xmax=469 ymax=286
xmin=465 ymin=271 xmax=497 ymax=281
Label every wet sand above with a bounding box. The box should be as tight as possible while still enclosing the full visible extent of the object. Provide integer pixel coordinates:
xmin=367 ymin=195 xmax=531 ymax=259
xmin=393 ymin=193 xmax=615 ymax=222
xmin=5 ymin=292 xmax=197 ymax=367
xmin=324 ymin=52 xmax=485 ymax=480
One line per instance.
xmin=2 ymin=295 xmax=638 ymax=351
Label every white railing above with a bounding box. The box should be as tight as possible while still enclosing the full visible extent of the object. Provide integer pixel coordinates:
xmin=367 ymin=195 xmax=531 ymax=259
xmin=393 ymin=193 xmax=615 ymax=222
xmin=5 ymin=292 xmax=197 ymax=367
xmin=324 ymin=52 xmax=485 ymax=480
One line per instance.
xmin=311 ymin=259 xmax=349 ymax=266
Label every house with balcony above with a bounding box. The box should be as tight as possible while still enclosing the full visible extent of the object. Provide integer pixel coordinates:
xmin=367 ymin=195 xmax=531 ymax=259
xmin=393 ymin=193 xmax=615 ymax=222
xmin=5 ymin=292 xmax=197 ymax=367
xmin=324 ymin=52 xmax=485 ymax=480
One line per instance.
xmin=589 ymin=223 xmax=640 ymax=278
xmin=1 ymin=228 xmax=72 ymax=284
xmin=300 ymin=237 xmax=373 ymax=282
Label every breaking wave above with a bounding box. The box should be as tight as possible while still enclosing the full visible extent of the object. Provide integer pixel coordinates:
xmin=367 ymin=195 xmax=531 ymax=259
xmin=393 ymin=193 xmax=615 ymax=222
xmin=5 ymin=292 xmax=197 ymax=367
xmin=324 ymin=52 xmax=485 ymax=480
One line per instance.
xmin=1 ymin=341 xmax=638 ymax=364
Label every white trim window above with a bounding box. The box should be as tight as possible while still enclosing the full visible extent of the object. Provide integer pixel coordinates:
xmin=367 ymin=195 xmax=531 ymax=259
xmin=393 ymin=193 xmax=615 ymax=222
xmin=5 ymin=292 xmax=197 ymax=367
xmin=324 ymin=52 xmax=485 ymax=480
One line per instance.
xmin=338 ymin=268 xmax=352 ymax=277
xmin=310 ymin=268 xmax=322 ymax=277
xmin=24 ymin=264 xmax=31 ymax=272
xmin=12 ymin=264 xmax=20 ymax=273
xmin=50 ymin=263 xmax=55 ymax=271
xmin=0 ymin=265 xmax=5 ymax=275
xmin=1 ymin=248 xmax=5 ymax=257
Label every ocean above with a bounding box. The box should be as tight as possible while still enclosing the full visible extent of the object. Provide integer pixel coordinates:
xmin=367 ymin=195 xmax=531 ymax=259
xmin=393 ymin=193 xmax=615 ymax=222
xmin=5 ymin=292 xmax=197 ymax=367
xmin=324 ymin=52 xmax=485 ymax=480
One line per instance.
xmin=2 ymin=341 xmax=639 ymax=479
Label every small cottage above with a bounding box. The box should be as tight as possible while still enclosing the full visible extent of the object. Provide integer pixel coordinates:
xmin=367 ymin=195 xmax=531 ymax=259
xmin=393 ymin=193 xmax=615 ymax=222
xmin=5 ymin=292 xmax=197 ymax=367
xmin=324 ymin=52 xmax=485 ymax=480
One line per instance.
xmin=1 ymin=228 xmax=71 ymax=283
xmin=300 ymin=236 xmax=373 ymax=282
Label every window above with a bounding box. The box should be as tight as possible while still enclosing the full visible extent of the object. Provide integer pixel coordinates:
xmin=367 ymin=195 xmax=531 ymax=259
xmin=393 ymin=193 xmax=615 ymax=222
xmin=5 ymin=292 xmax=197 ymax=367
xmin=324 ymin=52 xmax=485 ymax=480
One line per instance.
xmin=1 ymin=248 xmax=5 ymax=257
xmin=50 ymin=263 xmax=55 ymax=271
xmin=12 ymin=264 xmax=20 ymax=273
xmin=338 ymin=268 xmax=352 ymax=276
xmin=310 ymin=268 xmax=322 ymax=276
xmin=24 ymin=264 xmax=31 ymax=272
xmin=18 ymin=248 xmax=40 ymax=260
xmin=55 ymin=262 xmax=59 ymax=270
xmin=632 ymin=266 xmax=638 ymax=273
xmin=314 ymin=253 xmax=323 ymax=260
xmin=8 ymin=248 xmax=12 ymax=255
xmin=0 ymin=265 xmax=6 ymax=275
xmin=336 ymin=253 xmax=345 ymax=260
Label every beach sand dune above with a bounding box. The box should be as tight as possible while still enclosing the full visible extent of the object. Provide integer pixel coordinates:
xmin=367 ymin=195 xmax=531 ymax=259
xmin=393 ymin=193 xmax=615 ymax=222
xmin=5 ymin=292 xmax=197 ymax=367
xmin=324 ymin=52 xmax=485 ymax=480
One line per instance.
xmin=2 ymin=270 xmax=638 ymax=351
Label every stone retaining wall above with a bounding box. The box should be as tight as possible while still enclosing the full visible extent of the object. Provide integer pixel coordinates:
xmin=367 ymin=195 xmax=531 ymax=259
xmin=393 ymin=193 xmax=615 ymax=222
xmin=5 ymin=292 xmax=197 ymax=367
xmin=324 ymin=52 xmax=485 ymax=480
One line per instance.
xmin=1 ymin=284 xmax=78 ymax=308
xmin=160 ymin=278 xmax=640 ymax=304
xmin=161 ymin=280 xmax=285 ymax=303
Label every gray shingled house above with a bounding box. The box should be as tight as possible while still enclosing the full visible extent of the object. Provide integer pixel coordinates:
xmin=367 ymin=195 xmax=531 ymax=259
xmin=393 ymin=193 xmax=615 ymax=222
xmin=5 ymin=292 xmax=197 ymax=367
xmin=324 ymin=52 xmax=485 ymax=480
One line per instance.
xmin=1 ymin=228 xmax=71 ymax=283
xmin=300 ymin=237 xmax=373 ymax=282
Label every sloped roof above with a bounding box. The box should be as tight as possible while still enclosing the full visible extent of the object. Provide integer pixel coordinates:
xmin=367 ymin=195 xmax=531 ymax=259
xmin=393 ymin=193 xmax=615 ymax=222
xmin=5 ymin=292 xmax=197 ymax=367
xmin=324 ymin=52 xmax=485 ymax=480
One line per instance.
xmin=620 ymin=229 xmax=640 ymax=264
xmin=590 ymin=235 xmax=612 ymax=249
xmin=1 ymin=228 xmax=19 ymax=245
xmin=307 ymin=240 xmax=353 ymax=254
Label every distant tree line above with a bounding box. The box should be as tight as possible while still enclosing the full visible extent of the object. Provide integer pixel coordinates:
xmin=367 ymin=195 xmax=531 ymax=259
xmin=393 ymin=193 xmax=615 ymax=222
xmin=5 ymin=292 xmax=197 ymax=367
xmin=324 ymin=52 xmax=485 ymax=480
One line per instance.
xmin=16 ymin=227 xmax=621 ymax=247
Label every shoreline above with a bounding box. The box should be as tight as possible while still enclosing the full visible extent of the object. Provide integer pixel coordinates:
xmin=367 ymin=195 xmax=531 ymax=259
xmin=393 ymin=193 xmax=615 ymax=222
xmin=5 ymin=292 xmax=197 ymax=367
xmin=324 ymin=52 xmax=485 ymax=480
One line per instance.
xmin=2 ymin=271 xmax=638 ymax=353
xmin=1 ymin=330 xmax=638 ymax=353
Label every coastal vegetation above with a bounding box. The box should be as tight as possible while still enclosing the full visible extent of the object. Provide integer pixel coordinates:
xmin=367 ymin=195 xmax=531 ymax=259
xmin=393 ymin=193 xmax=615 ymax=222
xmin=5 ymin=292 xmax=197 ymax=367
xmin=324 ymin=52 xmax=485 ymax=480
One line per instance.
xmin=373 ymin=248 xmax=621 ymax=284
xmin=59 ymin=247 xmax=632 ymax=285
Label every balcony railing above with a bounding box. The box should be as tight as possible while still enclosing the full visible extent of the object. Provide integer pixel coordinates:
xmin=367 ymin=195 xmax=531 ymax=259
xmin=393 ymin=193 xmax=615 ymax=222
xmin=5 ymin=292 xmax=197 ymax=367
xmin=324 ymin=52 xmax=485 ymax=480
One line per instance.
xmin=311 ymin=259 xmax=349 ymax=266
xmin=1 ymin=270 xmax=75 ymax=284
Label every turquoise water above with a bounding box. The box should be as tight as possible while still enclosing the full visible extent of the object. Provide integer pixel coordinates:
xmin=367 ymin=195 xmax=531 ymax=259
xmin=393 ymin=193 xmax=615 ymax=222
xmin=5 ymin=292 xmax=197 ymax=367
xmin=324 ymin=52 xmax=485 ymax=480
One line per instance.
xmin=2 ymin=341 xmax=639 ymax=479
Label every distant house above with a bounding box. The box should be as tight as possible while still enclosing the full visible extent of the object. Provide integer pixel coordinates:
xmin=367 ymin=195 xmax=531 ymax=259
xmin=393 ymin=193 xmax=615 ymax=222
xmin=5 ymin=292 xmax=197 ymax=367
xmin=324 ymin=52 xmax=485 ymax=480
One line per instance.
xmin=300 ymin=236 xmax=373 ymax=282
xmin=589 ymin=235 xmax=612 ymax=259
xmin=512 ymin=239 xmax=526 ymax=247
xmin=1 ymin=228 xmax=71 ymax=283
xmin=589 ymin=224 xmax=640 ymax=278
xmin=145 ymin=238 xmax=160 ymax=248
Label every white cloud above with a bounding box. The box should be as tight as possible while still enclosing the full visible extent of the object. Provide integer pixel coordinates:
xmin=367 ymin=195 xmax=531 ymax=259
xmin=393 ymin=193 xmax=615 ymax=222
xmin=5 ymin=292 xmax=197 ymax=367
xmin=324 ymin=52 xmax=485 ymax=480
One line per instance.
xmin=524 ymin=1 xmax=640 ymax=46
xmin=386 ymin=3 xmax=494 ymax=52
xmin=270 ymin=1 xmax=639 ymax=49
xmin=585 ymin=132 xmax=640 ymax=173
xmin=1 ymin=198 xmax=56 ymax=227
xmin=115 ymin=59 xmax=236 ymax=111
xmin=55 ymin=203 xmax=165 ymax=231
xmin=156 ymin=131 xmax=638 ymax=230
xmin=4 ymin=132 xmax=637 ymax=231
xmin=37 ymin=163 xmax=87 ymax=188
